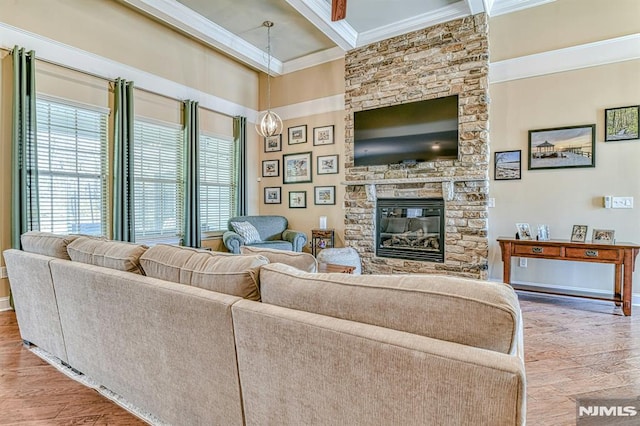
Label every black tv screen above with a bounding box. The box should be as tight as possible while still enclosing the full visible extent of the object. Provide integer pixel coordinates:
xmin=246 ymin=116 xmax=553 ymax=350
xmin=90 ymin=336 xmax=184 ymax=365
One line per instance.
xmin=353 ymin=95 xmax=459 ymax=166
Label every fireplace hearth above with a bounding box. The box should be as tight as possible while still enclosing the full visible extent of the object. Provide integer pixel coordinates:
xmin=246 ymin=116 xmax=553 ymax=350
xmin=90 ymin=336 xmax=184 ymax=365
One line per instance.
xmin=376 ymin=198 xmax=445 ymax=263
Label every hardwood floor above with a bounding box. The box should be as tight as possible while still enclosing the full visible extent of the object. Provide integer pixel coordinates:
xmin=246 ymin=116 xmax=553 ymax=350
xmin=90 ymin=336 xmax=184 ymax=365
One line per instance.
xmin=1 ymin=293 xmax=640 ymax=425
xmin=0 ymin=312 xmax=145 ymax=425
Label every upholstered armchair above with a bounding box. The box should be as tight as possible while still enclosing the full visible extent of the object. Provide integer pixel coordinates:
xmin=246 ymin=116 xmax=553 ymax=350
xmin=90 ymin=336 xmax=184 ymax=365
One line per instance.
xmin=223 ymin=215 xmax=307 ymax=254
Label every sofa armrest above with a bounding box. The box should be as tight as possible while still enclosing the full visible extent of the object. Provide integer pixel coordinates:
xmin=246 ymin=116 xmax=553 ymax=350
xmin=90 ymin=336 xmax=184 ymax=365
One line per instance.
xmin=223 ymin=231 xmax=245 ymax=254
xmin=282 ymin=230 xmax=307 ymax=252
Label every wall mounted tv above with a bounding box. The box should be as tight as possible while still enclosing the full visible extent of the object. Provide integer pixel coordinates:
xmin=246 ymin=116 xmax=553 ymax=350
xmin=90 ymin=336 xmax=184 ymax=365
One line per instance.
xmin=353 ymin=94 xmax=459 ymax=166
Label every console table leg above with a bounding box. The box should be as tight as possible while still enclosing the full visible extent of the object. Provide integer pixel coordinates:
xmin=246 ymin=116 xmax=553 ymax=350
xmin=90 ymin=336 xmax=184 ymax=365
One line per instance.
xmin=614 ymin=264 xmax=622 ymax=307
xmin=623 ymin=250 xmax=634 ymax=316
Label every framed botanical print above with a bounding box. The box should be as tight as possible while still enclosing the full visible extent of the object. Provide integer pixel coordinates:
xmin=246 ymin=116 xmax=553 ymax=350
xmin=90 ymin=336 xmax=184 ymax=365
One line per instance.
xmin=289 ymin=191 xmax=307 ymax=208
xmin=313 ymin=125 xmax=334 ymax=146
xmin=264 ymin=135 xmax=282 ymax=152
xmin=264 ymin=187 xmax=281 ymax=204
xmin=314 ymin=186 xmax=335 ymax=205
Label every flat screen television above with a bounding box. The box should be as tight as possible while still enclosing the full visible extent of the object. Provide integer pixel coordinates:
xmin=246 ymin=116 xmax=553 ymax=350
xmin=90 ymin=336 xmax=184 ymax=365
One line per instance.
xmin=353 ymin=95 xmax=459 ymax=166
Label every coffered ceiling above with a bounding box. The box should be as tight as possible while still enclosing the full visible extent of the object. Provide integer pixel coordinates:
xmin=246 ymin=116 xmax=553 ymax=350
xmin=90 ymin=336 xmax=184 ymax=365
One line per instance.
xmin=120 ymin=0 xmax=555 ymax=75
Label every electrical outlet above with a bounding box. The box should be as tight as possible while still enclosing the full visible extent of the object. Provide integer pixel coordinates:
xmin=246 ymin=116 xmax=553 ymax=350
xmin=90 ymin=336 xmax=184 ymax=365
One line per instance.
xmin=612 ymin=196 xmax=634 ymax=209
xmin=519 ymin=258 xmax=527 ymax=268
xmin=0 ymin=267 xmax=6 ymax=279
xmin=487 ymin=198 xmax=496 ymax=208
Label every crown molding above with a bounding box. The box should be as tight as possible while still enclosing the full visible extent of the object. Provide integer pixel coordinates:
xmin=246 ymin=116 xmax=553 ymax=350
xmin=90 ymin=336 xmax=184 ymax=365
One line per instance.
xmin=355 ymin=2 xmax=469 ymax=47
xmin=465 ymin=0 xmax=488 ymax=15
xmin=0 ymin=22 xmax=258 ymax=121
xmin=491 ymin=0 xmax=556 ymax=17
xmin=282 ymin=46 xmax=345 ymax=74
xmin=121 ymin=0 xmax=283 ymax=75
xmin=271 ymin=94 xmax=344 ymax=121
xmin=285 ymin=0 xmax=357 ymax=50
xmin=489 ymin=34 xmax=640 ymax=84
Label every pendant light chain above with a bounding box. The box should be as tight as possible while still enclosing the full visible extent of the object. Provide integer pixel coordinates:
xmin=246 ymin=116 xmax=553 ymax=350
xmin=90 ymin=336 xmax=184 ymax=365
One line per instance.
xmin=255 ymin=20 xmax=283 ymax=138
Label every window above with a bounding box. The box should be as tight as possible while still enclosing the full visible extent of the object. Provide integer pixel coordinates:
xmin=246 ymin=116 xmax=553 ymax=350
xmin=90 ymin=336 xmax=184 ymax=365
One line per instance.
xmin=133 ymin=119 xmax=184 ymax=244
xmin=199 ymin=134 xmax=236 ymax=233
xmin=35 ymin=97 xmax=108 ymax=236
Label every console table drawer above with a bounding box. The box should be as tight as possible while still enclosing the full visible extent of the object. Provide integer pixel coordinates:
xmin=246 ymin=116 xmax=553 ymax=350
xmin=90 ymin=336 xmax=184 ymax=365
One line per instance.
xmin=565 ymin=247 xmax=621 ymax=261
xmin=513 ymin=245 xmax=561 ymax=257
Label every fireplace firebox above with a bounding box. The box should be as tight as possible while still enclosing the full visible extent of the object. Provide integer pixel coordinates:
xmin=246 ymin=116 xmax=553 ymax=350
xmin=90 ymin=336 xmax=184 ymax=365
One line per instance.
xmin=376 ymin=198 xmax=445 ymax=263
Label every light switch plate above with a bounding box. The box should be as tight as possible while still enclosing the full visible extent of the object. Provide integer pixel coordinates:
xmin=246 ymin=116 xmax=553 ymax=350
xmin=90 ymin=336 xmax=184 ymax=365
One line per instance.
xmin=0 ymin=267 xmax=6 ymax=279
xmin=612 ymin=196 xmax=633 ymax=209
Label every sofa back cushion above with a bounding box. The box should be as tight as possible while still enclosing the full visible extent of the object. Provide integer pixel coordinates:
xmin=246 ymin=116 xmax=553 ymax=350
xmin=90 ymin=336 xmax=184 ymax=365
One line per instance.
xmin=140 ymin=244 xmax=268 ymax=301
xmin=67 ymin=237 xmax=148 ymax=274
xmin=21 ymin=231 xmax=81 ymax=259
xmin=259 ymin=263 xmax=521 ymax=354
xmin=228 ymin=215 xmax=287 ymax=241
xmin=240 ymin=246 xmax=317 ymax=273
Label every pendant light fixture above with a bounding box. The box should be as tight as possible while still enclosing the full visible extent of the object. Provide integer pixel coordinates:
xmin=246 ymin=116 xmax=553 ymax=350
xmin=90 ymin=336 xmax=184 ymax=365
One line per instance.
xmin=255 ymin=21 xmax=283 ymax=138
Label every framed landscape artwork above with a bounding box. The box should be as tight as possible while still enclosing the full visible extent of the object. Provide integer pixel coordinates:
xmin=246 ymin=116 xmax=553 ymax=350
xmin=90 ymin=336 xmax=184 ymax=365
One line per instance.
xmin=528 ymin=124 xmax=596 ymax=170
xmin=289 ymin=191 xmax=307 ymax=208
xmin=264 ymin=187 xmax=281 ymax=204
xmin=317 ymin=154 xmax=339 ymax=175
xmin=605 ymin=105 xmax=639 ymax=141
xmin=288 ymin=125 xmax=307 ymax=144
xmin=314 ymin=186 xmax=336 ymax=205
xmin=283 ymin=152 xmax=312 ymax=184
xmin=494 ymin=150 xmax=521 ymax=180
xmin=264 ymin=135 xmax=282 ymax=152
xmin=313 ymin=125 xmax=334 ymax=146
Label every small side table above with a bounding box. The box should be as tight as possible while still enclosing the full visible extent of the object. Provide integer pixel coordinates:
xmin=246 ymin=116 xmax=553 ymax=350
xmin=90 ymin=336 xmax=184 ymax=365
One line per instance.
xmin=311 ymin=229 xmax=334 ymax=257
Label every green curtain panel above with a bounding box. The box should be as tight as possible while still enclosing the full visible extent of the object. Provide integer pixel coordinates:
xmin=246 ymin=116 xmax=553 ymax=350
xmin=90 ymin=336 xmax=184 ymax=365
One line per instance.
xmin=112 ymin=78 xmax=135 ymax=242
xmin=233 ymin=116 xmax=247 ymax=216
xmin=183 ymin=100 xmax=201 ymax=248
xmin=11 ymin=46 xmax=39 ymax=249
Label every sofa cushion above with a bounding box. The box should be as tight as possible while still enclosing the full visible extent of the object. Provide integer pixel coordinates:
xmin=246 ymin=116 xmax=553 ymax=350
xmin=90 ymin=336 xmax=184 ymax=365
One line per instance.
xmin=140 ymin=244 xmax=268 ymax=301
xmin=67 ymin=237 xmax=148 ymax=274
xmin=241 ymin=246 xmax=317 ymax=273
xmin=20 ymin=231 xmax=81 ymax=260
xmin=231 ymin=221 xmax=261 ymax=244
xmin=259 ymin=263 xmax=521 ymax=354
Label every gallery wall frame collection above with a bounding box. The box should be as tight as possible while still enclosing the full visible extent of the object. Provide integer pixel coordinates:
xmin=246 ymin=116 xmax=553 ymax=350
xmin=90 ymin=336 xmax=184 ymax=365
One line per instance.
xmin=264 ymin=187 xmax=281 ymax=204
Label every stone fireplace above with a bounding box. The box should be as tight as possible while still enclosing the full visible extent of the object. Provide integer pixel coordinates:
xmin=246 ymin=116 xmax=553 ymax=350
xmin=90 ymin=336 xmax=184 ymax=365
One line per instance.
xmin=343 ymin=15 xmax=490 ymax=279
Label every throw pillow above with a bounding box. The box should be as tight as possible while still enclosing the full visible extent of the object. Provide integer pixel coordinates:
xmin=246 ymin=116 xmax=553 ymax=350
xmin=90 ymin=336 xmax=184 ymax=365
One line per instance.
xmin=231 ymin=221 xmax=261 ymax=244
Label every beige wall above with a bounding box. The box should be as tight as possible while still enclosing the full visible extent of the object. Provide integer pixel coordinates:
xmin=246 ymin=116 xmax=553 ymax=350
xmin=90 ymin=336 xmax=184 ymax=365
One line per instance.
xmin=488 ymin=0 xmax=640 ymax=292
xmin=490 ymin=0 xmax=640 ymax=61
xmin=0 ymin=0 xmax=259 ymax=300
xmin=258 ymin=59 xmax=346 ymax=251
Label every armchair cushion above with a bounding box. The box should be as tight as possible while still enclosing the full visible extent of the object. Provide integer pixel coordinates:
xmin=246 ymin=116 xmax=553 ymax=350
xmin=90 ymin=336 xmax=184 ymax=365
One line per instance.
xmin=230 ymin=221 xmax=262 ymax=244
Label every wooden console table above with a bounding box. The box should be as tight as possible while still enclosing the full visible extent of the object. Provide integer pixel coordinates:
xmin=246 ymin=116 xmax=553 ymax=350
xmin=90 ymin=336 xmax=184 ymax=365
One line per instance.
xmin=497 ymin=238 xmax=640 ymax=316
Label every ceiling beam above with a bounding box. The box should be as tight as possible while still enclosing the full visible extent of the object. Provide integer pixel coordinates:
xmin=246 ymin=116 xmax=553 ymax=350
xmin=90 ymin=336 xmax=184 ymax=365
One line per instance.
xmin=285 ymin=0 xmax=357 ymax=50
xmin=465 ymin=0 xmax=488 ymax=15
xmin=120 ymin=0 xmax=284 ymax=75
xmin=331 ymin=0 xmax=347 ymax=21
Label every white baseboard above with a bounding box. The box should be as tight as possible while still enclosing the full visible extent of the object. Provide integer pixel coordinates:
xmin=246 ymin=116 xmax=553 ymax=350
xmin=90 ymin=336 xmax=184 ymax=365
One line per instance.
xmin=0 ymin=296 xmax=12 ymax=312
xmin=489 ymin=278 xmax=640 ymax=307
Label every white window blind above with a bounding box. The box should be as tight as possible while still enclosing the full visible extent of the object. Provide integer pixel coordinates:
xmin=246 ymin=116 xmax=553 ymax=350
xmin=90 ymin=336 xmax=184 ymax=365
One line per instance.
xmin=35 ymin=97 xmax=108 ymax=236
xmin=133 ymin=119 xmax=184 ymax=244
xmin=200 ymin=134 xmax=235 ymax=233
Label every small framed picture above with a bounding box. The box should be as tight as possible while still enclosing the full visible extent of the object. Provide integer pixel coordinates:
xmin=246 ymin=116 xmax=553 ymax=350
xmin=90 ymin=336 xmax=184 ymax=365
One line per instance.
xmin=570 ymin=225 xmax=588 ymax=242
xmin=264 ymin=187 xmax=281 ymax=204
xmin=494 ymin=150 xmax=521 ymax=180
xmin=283 ymin=152 xmax=312 ymax=184
xmin=314 ymin=186 xmax=336 ymax=205
xmin=288 ymin=125 xmax=307 ymax=145
xmin=537 ymin=224 xmax=550 ymax=241
xmin=264 ymin=135 xmax=282 ymax=152
xmin=313 ymin=125 xmax=334 ymax=146
xmin=289 ymin=191 xmax=307 ymax=209
xmin=515 ymin=223 xmax=533 ymax=240
xmin=605 ymin=105 xmax=639 ymax=141
xmin=262 ymin=159 xmax=279 ymax=177
xmin=592 ymin=229 xmax=615 ymax=244
xmin=528 ymin=124 xmax=595 ymax=170
xmin=317 ymin=154 xmax=339 ymax=175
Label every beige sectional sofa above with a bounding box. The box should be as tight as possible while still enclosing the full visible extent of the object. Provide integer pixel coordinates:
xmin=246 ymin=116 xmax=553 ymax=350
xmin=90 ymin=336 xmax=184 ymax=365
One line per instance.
xmin=4 ymin=232 xmax=526 ymax=425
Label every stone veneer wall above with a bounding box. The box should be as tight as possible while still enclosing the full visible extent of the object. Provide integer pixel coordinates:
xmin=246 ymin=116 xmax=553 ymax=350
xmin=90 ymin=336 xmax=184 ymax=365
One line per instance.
xmin=344 ymin=14 xmax=490 ymax=279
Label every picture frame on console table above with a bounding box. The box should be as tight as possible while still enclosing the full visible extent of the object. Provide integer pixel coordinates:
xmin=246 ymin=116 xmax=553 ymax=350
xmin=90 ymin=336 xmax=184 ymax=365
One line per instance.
xmin=592 ymin=229 xmax=615 ymax=244
xmin=528 ymin=124 xmax=595 ymax=170
xmin=570 ymin=225 xmax=588 ymax=242
xmin=515 ymin=223 xmax=533 ymax=240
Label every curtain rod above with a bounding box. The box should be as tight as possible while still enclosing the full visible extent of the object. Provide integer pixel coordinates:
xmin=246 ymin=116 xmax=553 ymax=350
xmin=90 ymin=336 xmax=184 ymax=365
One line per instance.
xmin=8 ymin=48 xmax=237 ymax=119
